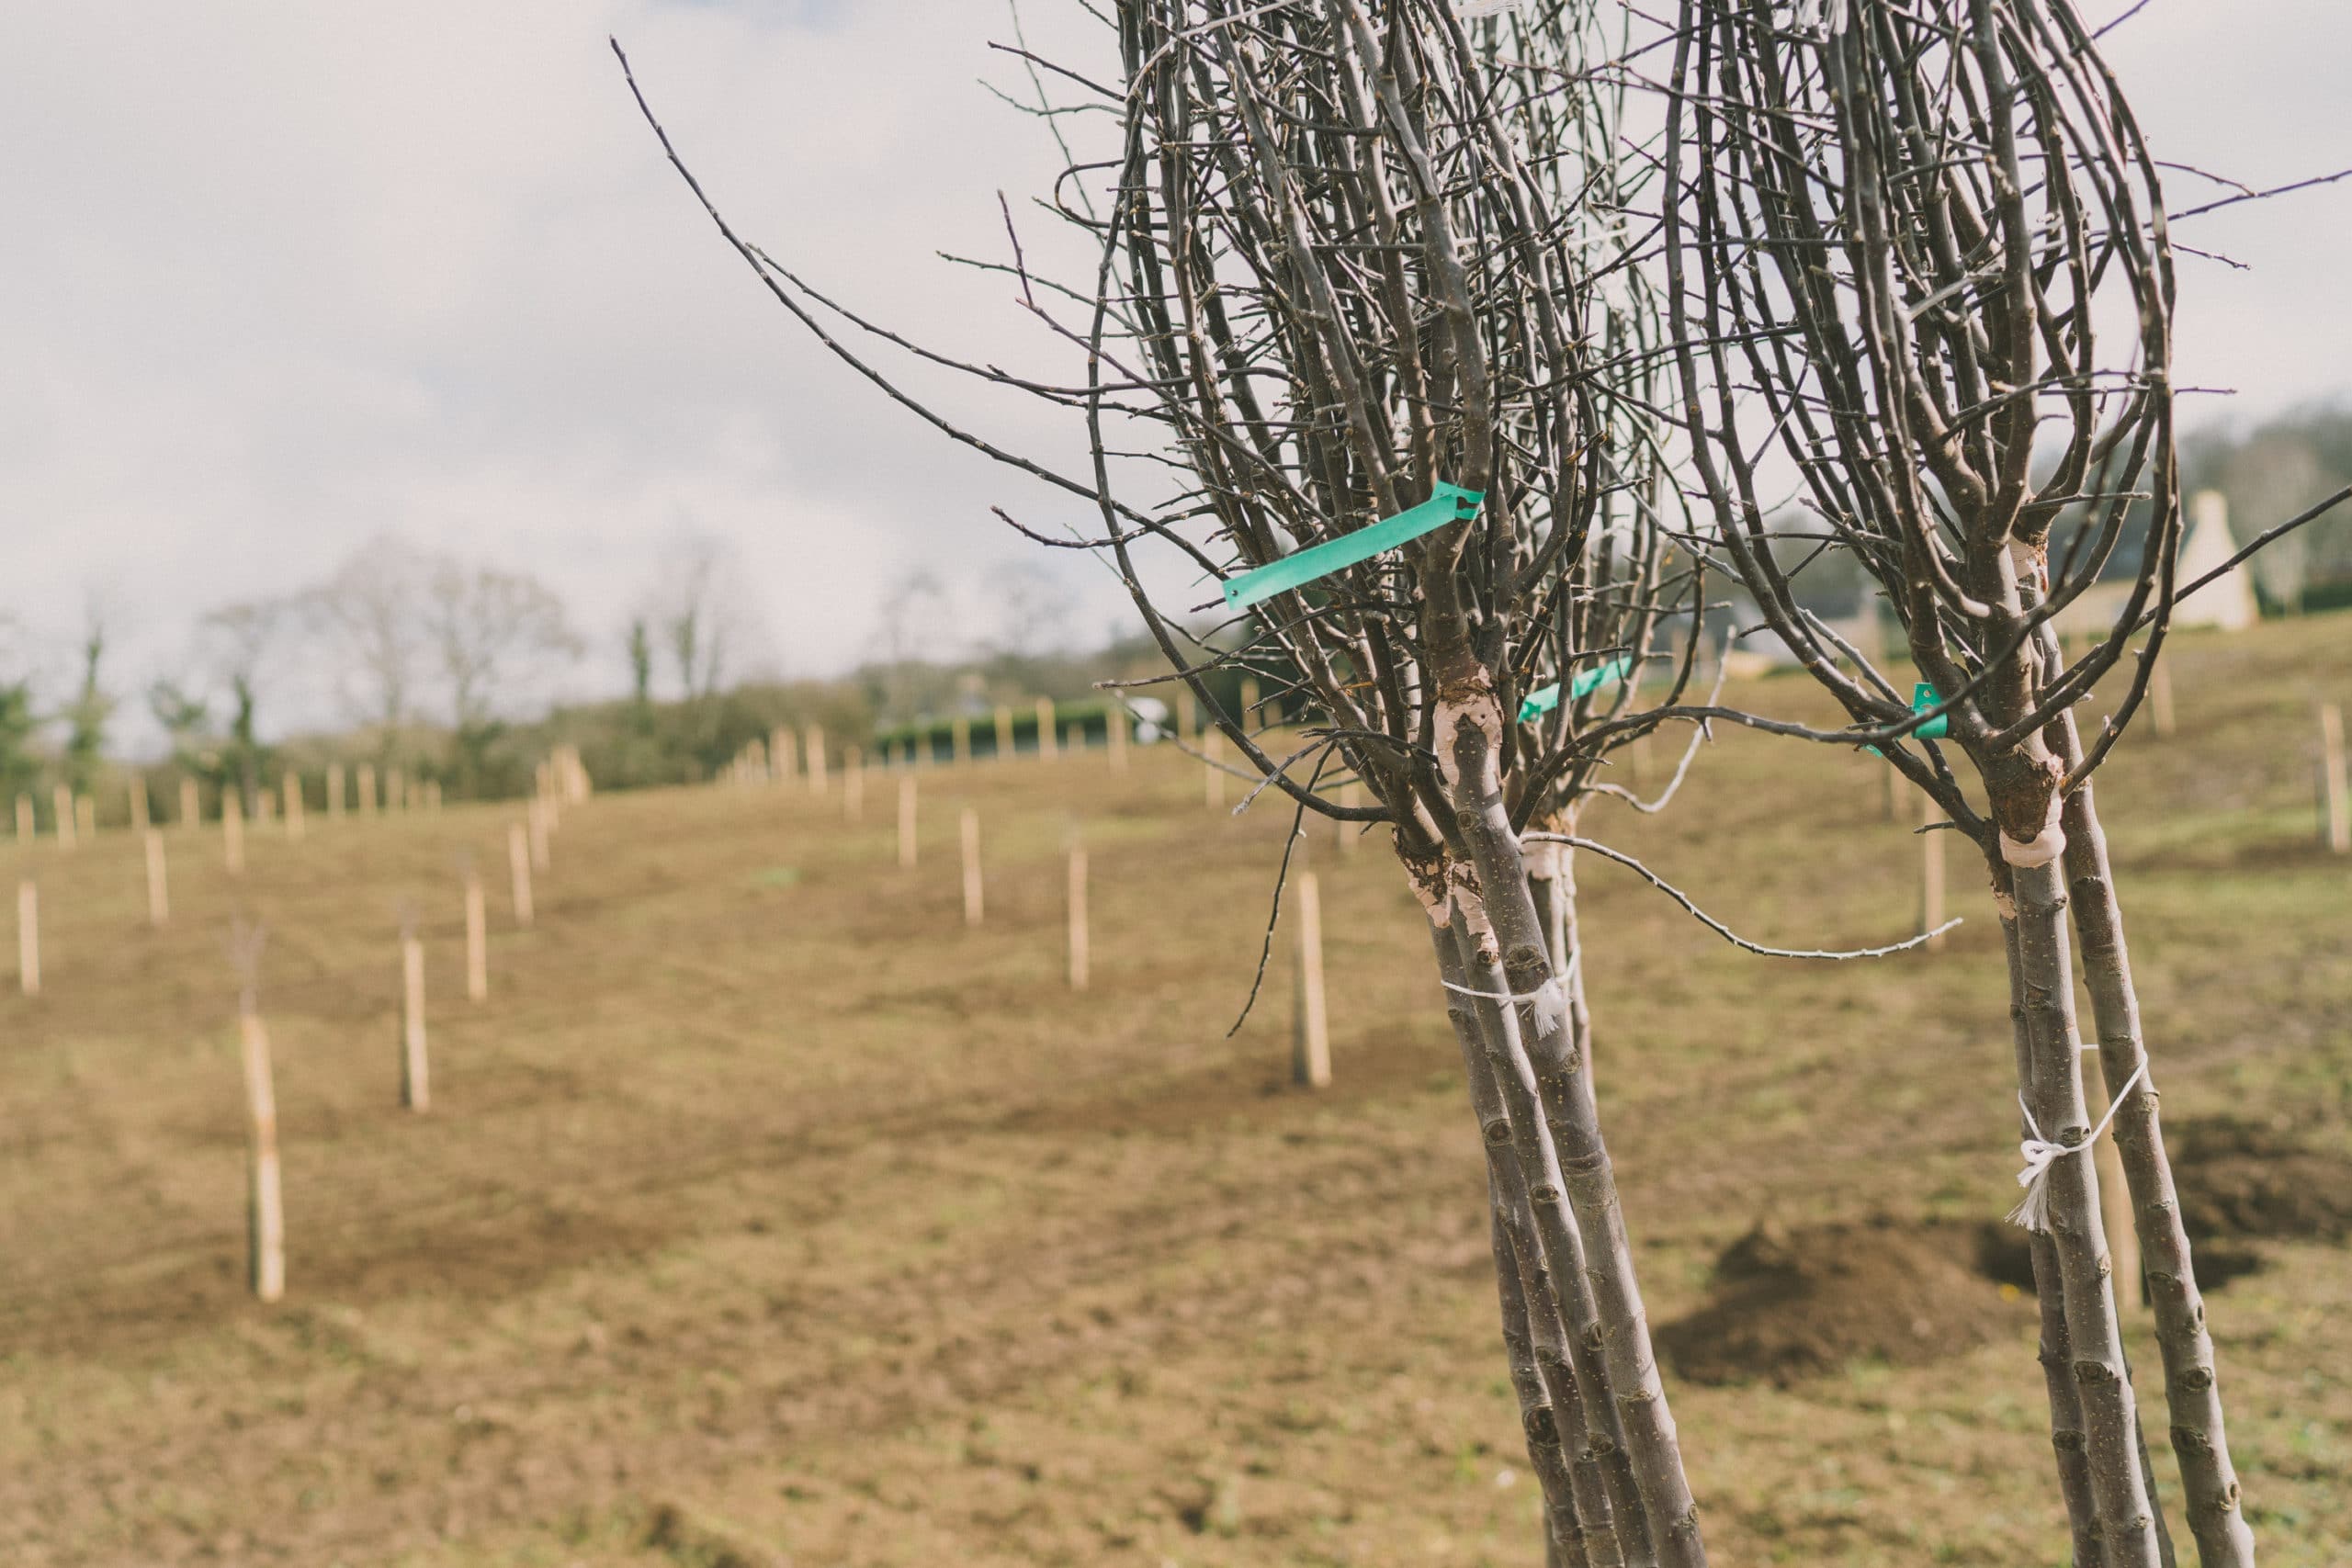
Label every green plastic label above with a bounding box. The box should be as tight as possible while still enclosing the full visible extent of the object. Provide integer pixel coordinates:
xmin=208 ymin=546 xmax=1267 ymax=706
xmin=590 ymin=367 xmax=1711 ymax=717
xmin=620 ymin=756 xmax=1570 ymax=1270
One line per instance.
xmin=1519 ymin=655 xmax=1633 ymax=722
xmin=1222 ymin=482 xmax=1483 ymax=611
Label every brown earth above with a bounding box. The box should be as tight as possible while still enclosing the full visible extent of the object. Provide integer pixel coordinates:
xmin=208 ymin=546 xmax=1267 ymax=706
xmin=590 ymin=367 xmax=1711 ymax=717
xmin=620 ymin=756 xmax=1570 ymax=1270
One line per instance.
xmin=1658 ymin=1219 xmax=2030 ymax=1387
xmin=3 ymin=616 xmax=2348 ymax=1567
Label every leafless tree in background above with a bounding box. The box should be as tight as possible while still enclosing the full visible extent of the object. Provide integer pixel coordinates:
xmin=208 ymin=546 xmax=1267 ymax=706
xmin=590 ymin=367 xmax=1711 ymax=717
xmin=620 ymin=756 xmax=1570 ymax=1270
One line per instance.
xmin=311 ymin=535 xmax=432 ymax=752
xmin=641 ymin=533 xmax=764 ymax=702
xmin=428 ymin=562 xmax=582 ymax=734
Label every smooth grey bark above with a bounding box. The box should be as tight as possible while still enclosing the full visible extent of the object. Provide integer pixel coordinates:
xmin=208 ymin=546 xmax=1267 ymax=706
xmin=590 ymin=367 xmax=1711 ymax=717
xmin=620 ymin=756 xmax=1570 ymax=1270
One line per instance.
xmin=1436 ymin=913 xmax=1651 ymax=1568
xmin=2000 ymin=871 xmax=2102 ymax=1563
xmin=2011 ymin=853 xmax=2165 ymax=1567
xmin=2052 ymin=716 xmax=2255 ymax=1567
xmin=1440 ymin=696 xmax=1702 ymax=1567
xmin=1491 ymin=1191 xmax=1595 ymax=1568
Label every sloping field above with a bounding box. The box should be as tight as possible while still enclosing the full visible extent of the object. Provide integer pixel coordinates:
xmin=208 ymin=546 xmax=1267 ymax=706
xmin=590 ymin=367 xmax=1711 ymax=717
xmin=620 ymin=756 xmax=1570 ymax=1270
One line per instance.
xmin=4 ymin=618 xmax=2347 ymax=1566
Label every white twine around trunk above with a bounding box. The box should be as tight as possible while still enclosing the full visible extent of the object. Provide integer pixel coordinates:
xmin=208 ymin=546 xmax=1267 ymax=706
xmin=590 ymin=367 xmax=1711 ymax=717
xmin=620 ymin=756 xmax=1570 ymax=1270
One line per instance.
xmin=1442 ymin=945 xmax=1582 ymax=1004
xmin=2008 ymin=1057 xmax=2148 ymax=1233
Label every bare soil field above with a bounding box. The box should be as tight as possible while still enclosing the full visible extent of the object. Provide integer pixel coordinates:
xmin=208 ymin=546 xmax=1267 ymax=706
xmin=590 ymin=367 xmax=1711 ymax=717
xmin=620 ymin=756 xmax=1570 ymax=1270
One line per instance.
xmin=5 ymin=618 xmax=2347 ymax=1566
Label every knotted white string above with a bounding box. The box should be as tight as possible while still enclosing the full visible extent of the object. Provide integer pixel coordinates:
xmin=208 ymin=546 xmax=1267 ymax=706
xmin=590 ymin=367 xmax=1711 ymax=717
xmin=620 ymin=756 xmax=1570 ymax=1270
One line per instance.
xmin=1443 ymin=946 xmax=1582 ymax=1004
xmin=2008 ymin=1056 xmax=2149 ymax=1233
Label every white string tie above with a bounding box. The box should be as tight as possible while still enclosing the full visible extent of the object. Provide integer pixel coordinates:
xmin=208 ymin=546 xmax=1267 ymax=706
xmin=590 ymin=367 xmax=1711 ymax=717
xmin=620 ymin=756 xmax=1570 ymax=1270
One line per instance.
xmin=2008 ymin=1057 xmax=2148 ymax=1234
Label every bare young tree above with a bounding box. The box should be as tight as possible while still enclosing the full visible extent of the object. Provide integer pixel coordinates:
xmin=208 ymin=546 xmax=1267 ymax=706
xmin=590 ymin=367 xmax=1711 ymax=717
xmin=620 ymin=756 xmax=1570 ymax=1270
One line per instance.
xmin=640 ymin=533 xmax=764 ymax=703
xmin=609 ymin=6 xmax=1847 ymax=1562
xmin=195 ymin=598 xmax=292 ymax=810
xmin=310 ymin=535 xmax=433 ymax=752
xmin=1644 ymin=4 xmax=2339 ymax=1560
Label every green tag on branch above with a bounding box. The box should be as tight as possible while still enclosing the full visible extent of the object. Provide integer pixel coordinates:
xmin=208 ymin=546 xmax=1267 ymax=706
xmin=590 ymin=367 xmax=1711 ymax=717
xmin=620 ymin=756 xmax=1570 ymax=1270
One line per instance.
xmin=1911 ymin=682 xmax=1949 ymax=739
xmin=1221 ymin=481 xmax=1483 ymax=611
xmin=1518 ymin=655 xmax=1633 ymax=723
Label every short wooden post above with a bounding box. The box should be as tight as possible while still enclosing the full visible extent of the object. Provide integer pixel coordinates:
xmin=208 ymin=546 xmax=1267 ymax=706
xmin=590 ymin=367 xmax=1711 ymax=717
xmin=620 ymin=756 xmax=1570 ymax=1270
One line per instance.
xmin=1035 ymin=697 xmax=1057 ymax=759
xmin=1108 ymin=705 xmax=1128 ymax=773
xmin=994 ymin=705 xmax=1014 ymax=762
xmin=1067 ymin=836 xmax=1090 ymax=991
xmin=144 ymin=829 xmax=169 ymax=926
xmin=771 ymin=727 xmax=796 ymax=786
xmin=1239 ymin=675 xmax=1261 ymax=727
xmin=805 ymin=726 xmax=829 ymax=793
xmin=129 ymin=775 xmax=150 ymax=835
xmin=356 ymin=763 xmax=378 ymax=817
xmin=2321 ymin=703 xmax=2349 ymax=855
xmin=326 ymin=761 xmax=345 ymax=822
xmin=842 ymin=746 xmax=865 ymax=824
xmin=1204 ymin=729 xmax=1227 ymax=810
xmin=508 ymin=822 xmax=535 ymax=929
xmin=14 ymin=793 xmax=30 ymax=842
xmin=952 ymin=714 xmax=971 ymax=767
xmin=399 ymin=929 xmax=429 ymax=1111
xmin=1880 ymin=761 xmax=1899 ymax=823
xmin=53 ymin=784 xmax=76 ymax=851
xmin=1920 ymin=789 xmax=1946 ymax=951
xmin=898 ymin=777 xmax=918 ymax=869
xmin=527 ymin=797 xmax=551 ymax=872
xmin=282 ymin=771 xmax=304 ymax=840
xmin=2084 ymin=1046 xmax=2143 ymax=1310
xmin=2150 ymin=656 xmax=2176 ymax=739
xmin=223 ymin=790 xmax=246 ymax=875
xmin=960 ymin=807 xmax=984 ymax=928
xmin=240 ymin=1008 xmax=286 ymax=1302
xmin=17 ymin=880 xmax=38 ymax=997
xmin=465 ymin=870 xmax=488 ymax=1002
xmin=74 ymin=795 xmax=96 ymax=841
xmin=1293 ymin=870 xmax=1331 ymax=1089
xmin=1338 ymin=781 xmax=1362 ymax=855
xmin=181 ymin=776 xmax=201 ymax=829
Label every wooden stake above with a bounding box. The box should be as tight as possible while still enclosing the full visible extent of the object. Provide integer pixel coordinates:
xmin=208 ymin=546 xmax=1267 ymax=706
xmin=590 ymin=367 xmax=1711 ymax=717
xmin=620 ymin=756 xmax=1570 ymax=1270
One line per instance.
xmin=842 ymin=746 xmax=865 ymax=823
xmin=2084 ymin=1046 xmax=2143 ymax=1310
xmin=1035 ymin=697 xmax=1057 ymax=759
xmin=1204 ymin=729 xmax=1227 ymax=810
xmin=1292 ymin=870 xmax=1331 ymax=1089
xmin=527 ymin=797 xmax=551 ymax=872
xmin=144 ymin=829 xmax=169 ymax=927
xmin=1920 ymin=789 xmax=1946 ymax=951
xmin=960 ymin=807 xmax=984 ymax=927
xmin=2150 ymin=656 xmax=2176 ymax=739
xmin=898 ymin=777 xmax=918 ymax=869
xmin=399 ymin=932 xmax=429 ymax=1111
xmin=1239 ymin=675 xmax=1261 ymax=727
xmin=2322 ymin=703 xmax=2349 ymax=855
xmin=17 ymin=880 xmax=38 ymax=997
xmin=223 ymin=791 xmax=245 ymax=875
xmin=805 ymin=726 xmax=828 ymax=793
xmin=508 ymin=823 xmax=535 ymax=929
xmin=1067 ymin=837 xmax=1089 ymax=991
xmin=283 ymin=771 xmax=304 ymax=840
xmin=326 ymin=761 xmax=345 ymax=822
xmin=14 ymin=793 xmax=30 ymax=842
xmin=181 ymin=776 xmax=201 ymax=829
xmin=356 ymin=763 xmax=377 ymax=817
xmin=953 ymin=713 xmax=971 ymax=767
xmin=1880 ymin=761 xmax=1899 ymax=823
xmin=132 ymin=778 xmax=155 ymax=835
xmin=1108 ymin=705 xmax=1128 ymax=773
xmin=769 ymin=727 xmax=796 ymax=785
xmin=1338 ymin=781 xmax=1362 ymax=854
xmin=74 ymin=795 xmax=95 ymax=841
xmin=240 ymin=1010 xmax=286 ymax=1302
xmin=465 ymin=871 xmax=488 ymax=1002
xmin=53 ymin=784 xmax=76 ymax=851
xmin=994 ymin=705 xmax=1014 ymax=762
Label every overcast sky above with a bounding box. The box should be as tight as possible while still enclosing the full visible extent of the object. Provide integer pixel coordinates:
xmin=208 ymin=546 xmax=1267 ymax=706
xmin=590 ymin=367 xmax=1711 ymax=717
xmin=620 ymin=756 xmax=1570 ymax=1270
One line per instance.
xmin=4 ymin=1 xmax=2346 ymax=733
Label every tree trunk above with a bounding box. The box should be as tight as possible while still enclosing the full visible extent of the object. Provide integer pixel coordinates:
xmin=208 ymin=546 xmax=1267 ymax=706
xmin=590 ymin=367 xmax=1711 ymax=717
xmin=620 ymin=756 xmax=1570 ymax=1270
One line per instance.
xmin=1441 ymin=696 xmax=1702 ymax=1566
xmin=2009 ymin=850 xmax=2164 ymax=1567
xmin=1431 ymin=914 xmax=1642 ymax=1568
xmin=2055 ymin=731 xmax=2255 ymax=1568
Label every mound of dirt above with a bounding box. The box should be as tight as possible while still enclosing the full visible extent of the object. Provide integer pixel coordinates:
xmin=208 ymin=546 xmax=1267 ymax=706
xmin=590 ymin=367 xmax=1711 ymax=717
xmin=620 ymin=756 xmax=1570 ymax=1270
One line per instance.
xmin=2172 ymin=1118 xmax=2352 ymax=1244
xmin=1658 ymin=1218 xmax=2029 ymax=1387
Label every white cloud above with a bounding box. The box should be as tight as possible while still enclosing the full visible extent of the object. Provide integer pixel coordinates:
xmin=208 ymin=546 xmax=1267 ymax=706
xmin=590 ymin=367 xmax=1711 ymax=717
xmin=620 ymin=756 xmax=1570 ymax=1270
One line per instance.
xmin=1 ymin=0 xmax=2345 ymax=740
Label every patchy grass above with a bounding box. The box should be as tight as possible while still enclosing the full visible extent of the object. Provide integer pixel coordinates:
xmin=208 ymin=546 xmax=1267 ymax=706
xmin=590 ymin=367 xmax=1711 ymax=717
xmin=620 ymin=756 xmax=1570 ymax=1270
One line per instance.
xmin=2 ymin=615 xmax=2346 ymax=1566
